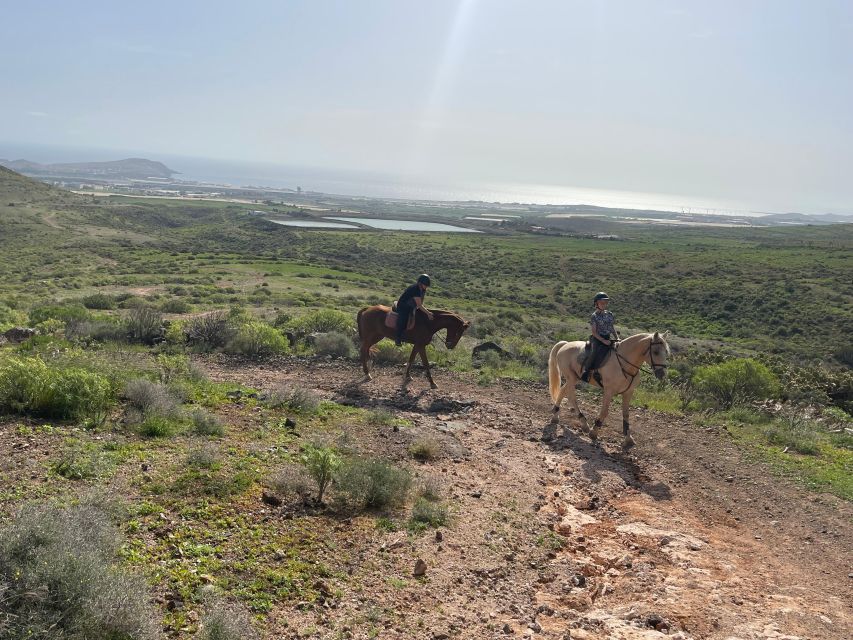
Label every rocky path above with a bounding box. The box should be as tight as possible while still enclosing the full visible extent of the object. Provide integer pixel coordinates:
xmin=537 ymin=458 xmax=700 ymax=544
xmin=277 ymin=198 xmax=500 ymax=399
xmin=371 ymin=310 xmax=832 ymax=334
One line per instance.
xmin=204 ymin=358 xmax=853 ymax=640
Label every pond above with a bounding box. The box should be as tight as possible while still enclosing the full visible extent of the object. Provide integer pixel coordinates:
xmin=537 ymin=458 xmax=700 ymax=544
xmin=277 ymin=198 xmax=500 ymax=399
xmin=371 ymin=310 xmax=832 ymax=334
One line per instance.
xmin=267 ymin=219 xmax=359 ymax=229
xmin=326 ymin=217 xmax=480 ymax=232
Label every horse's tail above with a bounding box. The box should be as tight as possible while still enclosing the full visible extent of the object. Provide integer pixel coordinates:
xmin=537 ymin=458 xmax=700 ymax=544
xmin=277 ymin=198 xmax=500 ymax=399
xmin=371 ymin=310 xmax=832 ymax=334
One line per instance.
xmin=356 ymin=307 xmax=366 ymax=341
xmin=548 ymin=341 xmax=568 ymax=403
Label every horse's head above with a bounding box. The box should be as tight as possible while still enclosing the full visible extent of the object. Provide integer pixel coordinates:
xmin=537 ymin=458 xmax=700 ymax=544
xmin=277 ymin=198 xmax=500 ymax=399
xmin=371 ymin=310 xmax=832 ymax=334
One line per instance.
xmin=648 ymin=331 xmax=671 ymax=380
xmin=444 ymin=315 xmax=471 ymax=349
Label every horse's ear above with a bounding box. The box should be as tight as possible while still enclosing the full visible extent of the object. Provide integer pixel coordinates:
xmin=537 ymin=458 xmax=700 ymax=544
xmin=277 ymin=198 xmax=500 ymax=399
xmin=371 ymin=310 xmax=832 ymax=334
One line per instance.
xmin=464 ymin=321 xmax=471 ymax=328
xmin=653 ymin=331 xmax=660 ymax=340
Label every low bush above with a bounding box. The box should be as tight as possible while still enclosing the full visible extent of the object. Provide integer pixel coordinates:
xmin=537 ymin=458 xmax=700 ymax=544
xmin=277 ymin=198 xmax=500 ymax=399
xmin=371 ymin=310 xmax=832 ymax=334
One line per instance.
xmin=373 ymin=341 xmax=408 ymax=365
xmin=187 ymin=444 xmax=221 ymax=469
xmin=184 ymin=311 xmax=234 ymax=350
xmin=159 ymin=298 xmax=191 ymax=314
xmin=34 ymin=318 xmax=65 ymax=336
xmin=693 ymin=358 xmax=779 ymax=409
xmin=289 ymin=309 xmax=353 ymax=338
xmin=410 ymin=496 xmax=449 ymax=528
xmin=65 ymin=319 xmax=125 ymax=344
xmin=0 ymin=503 xmax=158 ymax=640
xmin=190 ymin=408 xmax=225 ymax=437
xmin=123 ymin=378 xmax=181 ymax=420
xmin=268 ymin=462 xmax=314 ymax=502
xmin=81 ymin=293 xmax=117 ymax=310
xmin=333 ymin=456 xmax=412 ymax=512
xmin=300 ymin=444 xmax=341 ymax=502
xmin=0 ymin=356 xmax=113 ymax=423
xmin=313 ymin=331 xmax=356 ymax=358
xmin=124 ymin=307 xmax=164 ymax=345
xmin=265 ymin=385 xmax=321 ymax=413
xmin=198 ymin=597 xmax=259 ymax=640
xmin=138 ymin=415 xmax=179 ymax=438
xmin=155 ymin=353 xmax=189 ymax=384
xmin=53 ymin=443 xmax=105 ymax=480
xmin=28 ymin=302 xmax=91 ymax=326
xmin=226 ymin=322 xmax=290 ymax=357
xmin=409 ymin=438 xmax=440 ymax=461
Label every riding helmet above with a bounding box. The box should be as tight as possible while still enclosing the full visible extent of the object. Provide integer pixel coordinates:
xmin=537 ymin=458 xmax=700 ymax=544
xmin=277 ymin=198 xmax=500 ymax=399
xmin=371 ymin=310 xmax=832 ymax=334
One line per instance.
xmin=417 ymin=274 xmax=432 ymax=286
xmin=593 ymin=292 xmax=610 ymax=304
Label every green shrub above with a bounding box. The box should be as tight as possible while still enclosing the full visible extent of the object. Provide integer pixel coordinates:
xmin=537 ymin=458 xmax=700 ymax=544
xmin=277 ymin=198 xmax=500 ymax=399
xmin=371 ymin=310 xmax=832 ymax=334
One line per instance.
xmin=289 ymin=309 xmax=354 ymax=338
xmin=155 ymin=353 xmax=189 ymax=384
xmin=410 ymin=496 xmax=448 ymax=528
xmin=333 ymin=456 xmax=412 ymax=512
xmin=187 ymin=444 xmax=221 ymax=469
xmin=300 ymin=444 xmax=341 ymax=502
xmin=123 ymin=378 xmax=180 ymax=420
xmin=34 ymin=318 xmax=65 ymax=336
xmin=0 ymin=357 xmax=113 ymax=423
xmin=226 ymin=322 xmax=290 ymax=357
xmin=124 ymin=307 xmax=164 ymax=345
xmin=81 ymin=293 xmax=117 ymax=310
xmin=190 ymin=408 xmax=225 ymax=437
xmin=267 ymin=462 xmax=313 ymax=502
xmin=313 ymin=331 xmax=356 ymax=358
xmin=0 ymin=503 xmax=158 ymax=640
xmin=184 ymin=312 xmax=234 ymax=349
xmin=374 ymin=341 xmax=408 ymax=365
xmin=159 ymin=298 xmax=191 ymax=314
xmin=0 ymin=302 xmax=26 ymax=329
xmin=409 ymin=438 xmax=440 ymax=461
xmin=693 ymin=358 xmax=779 ymax=409
xmin=198 ymin=597 xmax=259 ymax=640
xmin=29 ymin=303 xmax=91 ymax=325
xmin=138 ymin=415 xmax=179 ymax=438
xmin=265 ymin=385 xmax=321 ymax=413
xmin=65 ymin=319 xmax=125 ymax=344
xmin=53 ymin=443 xmax=105 ymax=480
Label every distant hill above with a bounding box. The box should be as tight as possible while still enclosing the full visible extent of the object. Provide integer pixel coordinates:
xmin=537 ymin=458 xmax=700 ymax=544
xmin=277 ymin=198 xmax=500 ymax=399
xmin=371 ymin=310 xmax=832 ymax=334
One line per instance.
xmin=0 ymin=157 xmax=177 ymax=180
xmin=0 ymin=165 xmax=71 ymax=204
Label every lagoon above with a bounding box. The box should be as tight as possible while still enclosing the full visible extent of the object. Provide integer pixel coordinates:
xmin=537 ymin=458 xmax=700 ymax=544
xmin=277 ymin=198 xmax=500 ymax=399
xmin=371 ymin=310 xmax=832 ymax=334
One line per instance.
xmin=327 ymin=217 xmax=480 ymax=232
xmin=268 ymin=219 xmax=359 ymax=229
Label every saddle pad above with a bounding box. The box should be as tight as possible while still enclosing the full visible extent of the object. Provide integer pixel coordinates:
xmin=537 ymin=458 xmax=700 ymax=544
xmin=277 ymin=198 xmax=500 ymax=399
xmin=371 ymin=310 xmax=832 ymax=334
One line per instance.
xmin=385 ymin=311 xmax=416 ymax=331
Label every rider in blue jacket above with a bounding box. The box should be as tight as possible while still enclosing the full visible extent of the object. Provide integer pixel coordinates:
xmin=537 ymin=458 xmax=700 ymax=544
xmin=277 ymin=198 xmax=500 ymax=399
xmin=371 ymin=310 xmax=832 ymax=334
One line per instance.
xmin=395 ymin=274 xmax=433 ymax=346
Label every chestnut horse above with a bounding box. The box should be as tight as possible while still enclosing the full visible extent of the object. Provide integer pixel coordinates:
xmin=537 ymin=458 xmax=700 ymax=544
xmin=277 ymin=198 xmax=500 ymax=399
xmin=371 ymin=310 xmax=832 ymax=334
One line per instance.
xmin=548 ymin=332 xmax=670 ymax=449
xmin=357 ymin=306 xmax=470 ymax=388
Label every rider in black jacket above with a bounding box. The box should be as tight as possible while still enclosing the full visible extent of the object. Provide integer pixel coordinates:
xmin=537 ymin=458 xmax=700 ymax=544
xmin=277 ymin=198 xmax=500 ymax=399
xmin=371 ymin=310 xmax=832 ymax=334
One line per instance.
xmin=396 ymin=274 xmax=433 ymax=346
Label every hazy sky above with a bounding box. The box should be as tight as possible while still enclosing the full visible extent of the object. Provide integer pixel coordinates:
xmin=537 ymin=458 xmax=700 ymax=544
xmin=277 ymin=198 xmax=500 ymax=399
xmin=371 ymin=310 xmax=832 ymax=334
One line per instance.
xmin=2 ymin=1 xmax=852 ymax=212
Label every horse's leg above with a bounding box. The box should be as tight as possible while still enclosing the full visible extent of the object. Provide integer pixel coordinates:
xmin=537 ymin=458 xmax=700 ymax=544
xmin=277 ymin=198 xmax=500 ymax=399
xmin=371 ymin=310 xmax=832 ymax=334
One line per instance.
xmin=418 ymin=345 xmax=437 ymax=389
xmin=564 ymin=381 xmax=590 ymax=434
xmin=402 ymin=344 xmax=417 ymax=387
xmin=589 ymin=390 xmax=614 ymax=442
xmin=621 ymin=389 xmax=635 ymax=450
xmin=360 ymin=336 xmax=374 ymax=380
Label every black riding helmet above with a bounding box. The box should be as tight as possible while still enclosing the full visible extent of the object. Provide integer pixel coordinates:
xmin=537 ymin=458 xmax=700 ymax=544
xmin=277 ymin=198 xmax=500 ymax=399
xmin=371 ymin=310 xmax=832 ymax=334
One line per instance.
xmin=593 ymin=291 xmax=610 ymax=306
xmin=417 ymin=274 xmax=432 ymax=287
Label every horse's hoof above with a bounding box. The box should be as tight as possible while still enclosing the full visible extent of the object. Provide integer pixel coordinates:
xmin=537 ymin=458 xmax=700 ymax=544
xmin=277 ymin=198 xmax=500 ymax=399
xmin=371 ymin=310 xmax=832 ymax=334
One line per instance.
xmin=622 ymin=436 xmax=636 ymax=451
xmin=550 ymin=415 xmax=560 ymax=426
xmin=429 ymin=382 xmax=438 ymax=390
xmin=589 ymin=429 xmax=599 ymax=442
xmin=363 ymin=374 xmax=373 ymax=382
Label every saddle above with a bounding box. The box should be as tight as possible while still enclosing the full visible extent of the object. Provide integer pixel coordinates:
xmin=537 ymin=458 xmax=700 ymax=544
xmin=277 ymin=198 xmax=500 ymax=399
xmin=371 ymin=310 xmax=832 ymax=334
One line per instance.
xmin=384 ymin=306 xmax=416 ymax=331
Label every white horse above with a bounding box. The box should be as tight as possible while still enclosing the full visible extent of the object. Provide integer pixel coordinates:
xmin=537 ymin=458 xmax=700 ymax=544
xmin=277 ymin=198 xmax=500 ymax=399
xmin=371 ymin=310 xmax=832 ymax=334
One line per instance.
xmin=548 ymin=332 xmax=670 ymax=450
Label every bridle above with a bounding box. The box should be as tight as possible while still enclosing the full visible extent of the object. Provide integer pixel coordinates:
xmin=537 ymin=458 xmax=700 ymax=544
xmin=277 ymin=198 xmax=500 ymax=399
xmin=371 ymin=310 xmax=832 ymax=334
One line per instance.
xmin=612 ymin=336 xmax=668 ymax=393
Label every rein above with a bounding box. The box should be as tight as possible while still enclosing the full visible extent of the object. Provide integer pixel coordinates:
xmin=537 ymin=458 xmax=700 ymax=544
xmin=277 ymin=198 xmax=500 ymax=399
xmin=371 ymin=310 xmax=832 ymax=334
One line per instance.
xmin=612 ymin=337 xmax=668 ymax=394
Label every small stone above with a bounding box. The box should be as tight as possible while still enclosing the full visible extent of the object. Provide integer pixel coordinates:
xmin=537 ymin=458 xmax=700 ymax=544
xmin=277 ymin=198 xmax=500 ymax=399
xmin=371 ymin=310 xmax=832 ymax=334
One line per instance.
xmin=503 ymin=623 xmax=513 ymax=634
xmin=435 ymin=530 xmax=443 ymax=542
xmin=284 ymin=417 xmax=296 ymax=428
xmin=261 ymin=492 xmax=282 ymax=507
xmin=413 ymin=559 xmax=428 ymax=577
xmin=471 ymin=490 xmax=482 ymax=498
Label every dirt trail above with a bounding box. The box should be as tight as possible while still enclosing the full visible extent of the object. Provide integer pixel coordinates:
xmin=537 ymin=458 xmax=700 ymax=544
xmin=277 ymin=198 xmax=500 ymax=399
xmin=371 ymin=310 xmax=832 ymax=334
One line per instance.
xmin=205 ymin=358 xmax=852 ymax=640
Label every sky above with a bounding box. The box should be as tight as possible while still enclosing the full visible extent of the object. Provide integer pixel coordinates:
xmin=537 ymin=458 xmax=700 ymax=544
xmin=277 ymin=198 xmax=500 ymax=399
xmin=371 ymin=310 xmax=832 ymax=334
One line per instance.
xmin=2 ymin=0 xmax=852 ymax=213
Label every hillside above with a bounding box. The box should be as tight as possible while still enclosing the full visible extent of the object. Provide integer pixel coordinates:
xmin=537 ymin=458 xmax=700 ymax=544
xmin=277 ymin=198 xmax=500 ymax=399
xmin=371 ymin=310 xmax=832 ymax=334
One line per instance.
xmin=0 ymin=169 xmax=851 ymax=639
xmin=0 ymin=157 xmax=177 ymax=180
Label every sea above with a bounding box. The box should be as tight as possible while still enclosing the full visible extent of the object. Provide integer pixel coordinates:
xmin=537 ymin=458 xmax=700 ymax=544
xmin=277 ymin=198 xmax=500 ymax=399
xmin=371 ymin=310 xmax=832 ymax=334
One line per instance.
xmin=0 ymin=141 xmax=765 ymax=216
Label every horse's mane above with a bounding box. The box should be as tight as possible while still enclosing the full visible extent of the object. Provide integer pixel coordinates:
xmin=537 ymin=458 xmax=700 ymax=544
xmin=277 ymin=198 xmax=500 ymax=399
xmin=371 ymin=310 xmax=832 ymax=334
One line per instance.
xmin=431 ymin=309 xmax=464 ymax=321
xmin=623 ymin=331 xmax=671 ymax=355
